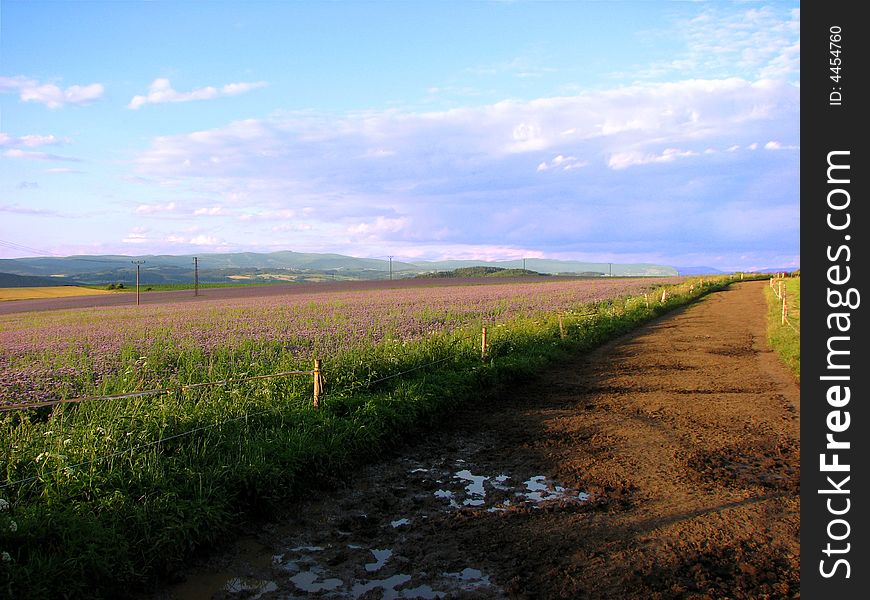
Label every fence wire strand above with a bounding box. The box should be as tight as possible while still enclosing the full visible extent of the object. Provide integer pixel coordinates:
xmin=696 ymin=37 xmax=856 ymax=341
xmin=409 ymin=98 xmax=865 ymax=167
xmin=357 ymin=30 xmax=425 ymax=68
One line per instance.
xmin=0 ymin=369 xmax=314 ymax=414
xmin=327 ymin=332 xmax=479 ymax=397
xmin=0 ymin=332 xmax=482 ymax=490
xmin=0 ymin=405 xmax=277 ymax=491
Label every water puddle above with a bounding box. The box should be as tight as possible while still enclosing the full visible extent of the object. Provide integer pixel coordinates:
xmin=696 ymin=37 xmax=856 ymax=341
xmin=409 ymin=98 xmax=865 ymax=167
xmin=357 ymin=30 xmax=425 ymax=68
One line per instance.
xmin=166 ymin=460 xmax=585 ymax=599
xmin=491 ymin=474 xmax=511 ymax=490
xmin=426 ymin=466 xmax=589 ymax=512
xmin=365 ymin=548 xmax=393 ymax=572
xmin=454 ymin=469 xmax=488 ymax=506
xmin=289 ymin=568 xmax=343 ymax=593
xmin=352 ymin=573 xmax=412 ymax=598
xmin=224 ymin=577 xmax=278 ymax=598
xmin=445 ymin=567 xmax=492 ymax=591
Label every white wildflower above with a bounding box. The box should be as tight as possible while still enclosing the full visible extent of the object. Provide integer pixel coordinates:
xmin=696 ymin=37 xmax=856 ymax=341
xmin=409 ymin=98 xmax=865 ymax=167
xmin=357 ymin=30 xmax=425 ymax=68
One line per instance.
xmin=7 ymin=521 xmax=16 ymax=533
xmin=1 ymin=552 xmax=11 ymax=563
xmin=0 ymin=499 xmax=8 ymax=511
xmin=63 ymin=438 xmax=72 ymax=447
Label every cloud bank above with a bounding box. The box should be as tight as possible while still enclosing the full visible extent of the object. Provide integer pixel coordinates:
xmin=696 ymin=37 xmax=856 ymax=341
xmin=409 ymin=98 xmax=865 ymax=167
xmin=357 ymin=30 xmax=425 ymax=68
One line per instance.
xmin=128 ymin=78 xmax=268 ymax=109
xmin=128 ymin=76 xmax=798 ymax=268
xmin=0 ymin=76 xmax=104 ymax=108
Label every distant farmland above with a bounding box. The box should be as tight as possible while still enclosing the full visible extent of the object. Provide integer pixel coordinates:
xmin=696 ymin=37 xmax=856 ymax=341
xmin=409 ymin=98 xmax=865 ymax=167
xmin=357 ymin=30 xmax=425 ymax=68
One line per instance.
xmin=0 ymin=286 xmax=112 ymax=302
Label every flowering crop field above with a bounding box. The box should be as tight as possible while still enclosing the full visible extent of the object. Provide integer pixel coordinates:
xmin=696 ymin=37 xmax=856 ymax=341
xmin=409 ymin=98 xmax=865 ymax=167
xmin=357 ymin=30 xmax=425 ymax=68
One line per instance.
xmin=1 ymin=277 xmax=677 ymax=408
xmin=3 ymin=275 xmax=748 ymax=599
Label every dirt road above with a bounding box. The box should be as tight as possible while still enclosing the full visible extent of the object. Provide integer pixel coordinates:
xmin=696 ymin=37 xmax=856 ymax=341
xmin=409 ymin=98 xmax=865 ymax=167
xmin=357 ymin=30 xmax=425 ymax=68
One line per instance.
xmin=157 ymin=280 xmax=800 ymax=599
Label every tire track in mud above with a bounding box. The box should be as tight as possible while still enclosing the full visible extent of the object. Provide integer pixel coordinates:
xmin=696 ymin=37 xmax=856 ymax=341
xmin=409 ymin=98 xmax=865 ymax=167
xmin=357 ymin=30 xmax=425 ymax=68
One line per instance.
xmin=152 ymin=280 xmax=799 ymax=599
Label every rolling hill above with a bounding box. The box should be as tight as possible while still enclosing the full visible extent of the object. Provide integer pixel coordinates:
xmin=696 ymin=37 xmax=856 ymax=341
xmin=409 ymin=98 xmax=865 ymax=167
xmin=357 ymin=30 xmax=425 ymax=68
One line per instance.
xmin=0 ymin=251 xmax=679 ymax=286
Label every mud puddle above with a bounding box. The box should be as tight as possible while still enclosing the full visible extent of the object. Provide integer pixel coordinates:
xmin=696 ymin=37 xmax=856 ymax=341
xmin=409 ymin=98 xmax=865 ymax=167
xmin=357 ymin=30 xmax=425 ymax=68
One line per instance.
xmin=160 ymin=451 xmax=589 ymax=599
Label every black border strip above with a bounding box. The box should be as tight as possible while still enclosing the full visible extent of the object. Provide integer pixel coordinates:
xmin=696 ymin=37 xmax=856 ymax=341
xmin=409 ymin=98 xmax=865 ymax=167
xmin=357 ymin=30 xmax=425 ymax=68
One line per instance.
xmin=802 ymin=2 xmax=868 ymax=596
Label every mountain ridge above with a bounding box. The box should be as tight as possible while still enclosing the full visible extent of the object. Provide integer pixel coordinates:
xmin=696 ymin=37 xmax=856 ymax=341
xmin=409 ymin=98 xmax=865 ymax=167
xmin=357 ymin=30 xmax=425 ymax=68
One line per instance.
xmin=0 ymin=250 xmax=680 ymax=285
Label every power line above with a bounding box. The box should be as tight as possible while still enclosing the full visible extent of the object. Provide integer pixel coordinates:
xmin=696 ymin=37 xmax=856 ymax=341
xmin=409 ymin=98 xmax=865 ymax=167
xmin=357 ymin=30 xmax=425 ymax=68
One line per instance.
xmin=0 ymin=238 xmax=60 ymax=257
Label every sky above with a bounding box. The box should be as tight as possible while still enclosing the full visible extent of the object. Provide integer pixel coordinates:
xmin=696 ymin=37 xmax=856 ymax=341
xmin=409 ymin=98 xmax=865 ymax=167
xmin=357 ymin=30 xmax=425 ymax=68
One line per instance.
xmin=0 ymin=1 xmax=799 ymax=272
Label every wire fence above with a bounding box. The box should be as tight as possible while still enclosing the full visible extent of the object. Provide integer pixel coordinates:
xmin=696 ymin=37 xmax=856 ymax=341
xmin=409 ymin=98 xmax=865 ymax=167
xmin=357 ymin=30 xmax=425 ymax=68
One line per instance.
xmin=0 ymin=330 xmax=485 ymax=491
xmin=0 ymin=281 xmax=725 ymax=492
xmin=769 ymin=275 xmax=800 ymax=334
xmin=0 ymin=369 xmax=316 ymax=414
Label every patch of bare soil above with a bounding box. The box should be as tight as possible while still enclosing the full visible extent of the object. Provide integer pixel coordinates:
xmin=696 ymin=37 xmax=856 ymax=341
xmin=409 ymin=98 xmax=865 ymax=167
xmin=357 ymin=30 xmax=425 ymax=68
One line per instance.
xmin=153 ymin=281 xmax=799 ymax=599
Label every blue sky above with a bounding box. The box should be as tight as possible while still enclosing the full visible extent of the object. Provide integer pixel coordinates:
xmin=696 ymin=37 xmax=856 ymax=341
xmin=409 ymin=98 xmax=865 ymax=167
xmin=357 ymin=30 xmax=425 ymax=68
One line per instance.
xmin=1 ymin=1 xmax=799 ymax=271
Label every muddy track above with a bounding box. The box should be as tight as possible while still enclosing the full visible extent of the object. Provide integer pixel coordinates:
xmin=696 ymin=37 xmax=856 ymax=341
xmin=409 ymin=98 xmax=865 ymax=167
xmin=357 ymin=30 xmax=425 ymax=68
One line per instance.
xmin=154 ymin=280 xmax=800 ymax=599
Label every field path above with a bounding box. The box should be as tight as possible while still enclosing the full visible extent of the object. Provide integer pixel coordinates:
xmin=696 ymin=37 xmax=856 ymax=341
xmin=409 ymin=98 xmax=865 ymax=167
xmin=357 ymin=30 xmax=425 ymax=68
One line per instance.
xmin=156 ymin=280 xmax=800 ymax=599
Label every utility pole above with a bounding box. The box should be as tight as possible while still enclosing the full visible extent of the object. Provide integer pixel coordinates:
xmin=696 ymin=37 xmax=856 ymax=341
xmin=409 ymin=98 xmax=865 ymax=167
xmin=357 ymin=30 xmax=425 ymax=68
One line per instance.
xmin=609 ymin=262 xmax=612 ymax=277
xmin=388 ymin=255 xmax=393 ymax=280
xmin=523 ymin=258 xmax=526 ymax=271
xmin=131 ymin=260 xmax=145 ymax=305
xmin=193 ymin=257 xmax=199 ymax=296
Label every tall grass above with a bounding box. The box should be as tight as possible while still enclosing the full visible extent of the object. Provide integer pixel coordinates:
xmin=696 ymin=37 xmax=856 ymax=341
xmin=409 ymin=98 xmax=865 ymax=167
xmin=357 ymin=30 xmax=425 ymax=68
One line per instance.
xmin=765 ymin=277 xmax=800 ymax=379
xmin=0 ymin=276 xmax=736 ymax=598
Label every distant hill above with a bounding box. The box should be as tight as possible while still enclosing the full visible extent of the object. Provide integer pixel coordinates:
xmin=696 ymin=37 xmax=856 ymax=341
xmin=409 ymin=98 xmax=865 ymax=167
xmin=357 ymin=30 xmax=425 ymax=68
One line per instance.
xmin=0 ymin=272 xmax=80 ymax=288
xmin=751 ymin=267 xmax=800 ymax=275
xmin=416 ymin=267 xmax=546 ymax=279
xmin=0 ymin=251 xmax=679 ymax=285
xmin=411 ymin=258 xmax=676 ymax=277
xmin=676 ymin=266 xmax=726 ymax=276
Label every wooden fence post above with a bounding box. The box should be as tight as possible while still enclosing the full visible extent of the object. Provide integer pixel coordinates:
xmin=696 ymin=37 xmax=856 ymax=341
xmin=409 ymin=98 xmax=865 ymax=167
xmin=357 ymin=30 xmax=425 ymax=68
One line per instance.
xmin=644 ymin=293 xmax=649 ymax=309
xmin=559 ymin=315 xmax=566 ymax=340
xmin=781 ymin=290 xmax=787 ymax=325
xmin=481 ymin=326 xmax=488 ymax=359
xmin=660 ymin=289 xmax=667 ymax=303
xmin=313 ymin=358 xmax=322 ymax=408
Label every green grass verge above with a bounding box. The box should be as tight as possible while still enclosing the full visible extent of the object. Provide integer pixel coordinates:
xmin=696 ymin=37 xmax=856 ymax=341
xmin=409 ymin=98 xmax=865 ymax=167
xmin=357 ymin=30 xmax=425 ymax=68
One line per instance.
xmin=765 ymin=277 xmax=800 ymax=380
xmin=1 ymin=277 xmax=737 ymax=599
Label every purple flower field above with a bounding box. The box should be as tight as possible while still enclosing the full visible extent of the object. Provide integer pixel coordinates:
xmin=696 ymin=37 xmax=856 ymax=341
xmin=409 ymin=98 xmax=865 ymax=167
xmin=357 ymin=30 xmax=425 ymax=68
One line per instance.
xmin=1 ymin=278 xmax=676 ymax=406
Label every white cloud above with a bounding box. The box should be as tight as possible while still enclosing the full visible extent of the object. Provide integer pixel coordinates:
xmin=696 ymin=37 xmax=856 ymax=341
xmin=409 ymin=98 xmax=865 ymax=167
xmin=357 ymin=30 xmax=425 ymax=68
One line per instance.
xmin=135 ymin=201 xmax=177 ymax=215
xmin=221 ymin=81 xmax=268 ymax=96
xmin=0 ymin=76 xmax=104 ymax=108
xmin=272 ymin=223 xmax=313 ymax=232
xmin=764 ymin=140 xmax=798 ymax=151
xmin=189 ymin=235 xmax=220 ymax=246
xmin=640 ymin=5 xmax=800 ymax=84
xmin=0 ymin=133 xmax=66 ymax=147
xmin=162 ymin=234 xmax=223 ymax=247
xmin=608 ymin=148 xmax=699 ymax=170
xmin=537 ymin=154 xmax=588 ymax=172
xmin=347 ymin=216 xmax=409 ymax=237
xmin=3 ymin=148 xmax=81 ymax=162
xmin=45 ymin=167 xmax=83 ymax=174
xmin=128 ymin=78 xmax=267 ymax=109
xmin=135 ymin=77 xmax=797 ymax=179
xmin=122 ymin=227 xmax=150 ymax=244
xmin=193 ymin=206 xmax=226 ymax=216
